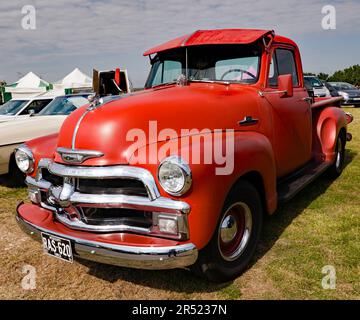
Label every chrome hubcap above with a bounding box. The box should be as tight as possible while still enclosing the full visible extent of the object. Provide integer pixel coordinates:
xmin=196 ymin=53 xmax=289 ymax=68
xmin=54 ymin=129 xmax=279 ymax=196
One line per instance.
xmin=218 ymin=202 xmax=253 ymax=261
xmin=220 ymin=215 xmax=238 ymax=243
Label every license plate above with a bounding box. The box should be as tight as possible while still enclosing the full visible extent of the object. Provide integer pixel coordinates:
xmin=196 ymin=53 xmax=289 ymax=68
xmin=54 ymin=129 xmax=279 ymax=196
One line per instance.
xmin=41 ymin=232 xmax=73 ymax=263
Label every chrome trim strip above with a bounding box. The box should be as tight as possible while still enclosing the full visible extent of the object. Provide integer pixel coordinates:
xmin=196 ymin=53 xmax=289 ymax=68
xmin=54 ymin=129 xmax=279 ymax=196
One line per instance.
xmin=54 ymin=210 xmax=189 ymax=239
xmin=16 ymin=210 xmax=198 ymax=270
xmin=26 ymin=175 xmax=190 ymax=214
xmin=55 ymin=212 xmax=152 ymax=234
xmin=69 ymin=192 xmax=190 ymax=213
xmin=26 ymin=176 xmax=51 ymax=190
xmin=71 ymin=109 xmax=91 ymax=149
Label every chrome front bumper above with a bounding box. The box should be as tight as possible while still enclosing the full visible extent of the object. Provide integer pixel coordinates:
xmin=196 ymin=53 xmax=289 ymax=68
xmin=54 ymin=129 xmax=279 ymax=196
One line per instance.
xmin=16 ymin=209 xmax=198 ymax=270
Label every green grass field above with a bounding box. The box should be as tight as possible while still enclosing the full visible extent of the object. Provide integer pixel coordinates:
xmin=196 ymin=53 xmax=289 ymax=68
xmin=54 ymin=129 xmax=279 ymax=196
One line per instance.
xmin=0 ymin=107 xmax=358 ymax=300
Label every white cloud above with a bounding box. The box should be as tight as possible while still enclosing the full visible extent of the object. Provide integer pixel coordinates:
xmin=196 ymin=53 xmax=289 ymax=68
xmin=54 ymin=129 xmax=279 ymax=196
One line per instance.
xmin=0 ymin=0 xmax=359 ymax=86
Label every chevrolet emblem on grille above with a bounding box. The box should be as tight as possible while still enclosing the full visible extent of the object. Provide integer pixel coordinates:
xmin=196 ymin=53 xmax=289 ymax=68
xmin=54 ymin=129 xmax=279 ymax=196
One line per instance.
xmin=57 ymin=147 xmax=104 ymax=164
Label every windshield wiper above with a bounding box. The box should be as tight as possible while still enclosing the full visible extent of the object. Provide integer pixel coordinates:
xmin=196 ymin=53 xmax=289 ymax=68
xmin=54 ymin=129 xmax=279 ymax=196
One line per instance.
xmin=151 ymin=81 xmax=177 ymax=89
xmin=188 ymin=79 xmax=231 ymax=86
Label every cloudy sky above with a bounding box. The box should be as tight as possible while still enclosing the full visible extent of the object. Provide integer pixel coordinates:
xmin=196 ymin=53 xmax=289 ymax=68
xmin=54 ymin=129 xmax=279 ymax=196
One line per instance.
xmin=0 ymin=0 xmax=359 ymax=87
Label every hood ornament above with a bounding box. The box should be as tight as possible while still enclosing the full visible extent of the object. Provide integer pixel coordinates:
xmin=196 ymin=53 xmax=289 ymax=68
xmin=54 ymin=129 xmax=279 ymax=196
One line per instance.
xmin=87 ymin=94 xmax=104 ymax=111
xmin=57 ymin=147 xmax=104 ymax=165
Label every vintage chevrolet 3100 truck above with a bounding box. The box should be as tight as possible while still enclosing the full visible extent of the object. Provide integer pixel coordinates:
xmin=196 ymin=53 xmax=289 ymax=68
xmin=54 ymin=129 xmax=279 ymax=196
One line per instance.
xmin=15 ymin=29 xmax=353 ymax=282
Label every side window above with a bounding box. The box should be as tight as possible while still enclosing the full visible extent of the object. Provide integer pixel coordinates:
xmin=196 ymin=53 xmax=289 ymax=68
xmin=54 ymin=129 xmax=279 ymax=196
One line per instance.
xmin=275 ymin=49 xmax=299 ymax=86
xmin=20 ymin=99 xmax=51 ymax=115
xmin=268 ymin=55 xmax=279 ymax=87
xmin=268 ymin=48 xmax=299 ymax=87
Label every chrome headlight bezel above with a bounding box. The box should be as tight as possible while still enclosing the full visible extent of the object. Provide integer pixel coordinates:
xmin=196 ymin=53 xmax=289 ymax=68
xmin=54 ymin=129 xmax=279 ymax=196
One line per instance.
xmin=157 ymin=156 xmax=192 ymax=196
xmin=14 ymin=144 xmax=34 ymax=174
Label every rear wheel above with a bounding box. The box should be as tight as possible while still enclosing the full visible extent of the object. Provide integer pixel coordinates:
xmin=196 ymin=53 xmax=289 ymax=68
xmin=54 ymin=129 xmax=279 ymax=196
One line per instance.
xmin=191 ymin=180 xmax=263 ymax=282
xmin=327 ymin=133 xmax=345 ymax=179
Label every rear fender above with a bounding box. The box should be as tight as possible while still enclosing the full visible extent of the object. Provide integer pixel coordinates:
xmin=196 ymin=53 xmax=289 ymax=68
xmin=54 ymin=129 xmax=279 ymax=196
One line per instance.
xmin=314 ymin=107 xmax=347 ymax=162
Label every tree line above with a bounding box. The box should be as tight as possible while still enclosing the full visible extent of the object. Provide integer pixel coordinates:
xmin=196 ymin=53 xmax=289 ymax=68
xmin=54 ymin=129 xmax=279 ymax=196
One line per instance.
xmin=305 ymin=65 xmax=360 ymax=86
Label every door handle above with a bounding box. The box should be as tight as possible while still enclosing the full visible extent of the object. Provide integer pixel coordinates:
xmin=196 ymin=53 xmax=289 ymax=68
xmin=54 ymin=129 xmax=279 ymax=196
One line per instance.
xmin=238 ymin=116 xmax=259 ymax=126
xmin=302 ymin=97 xmax=313 ymax=104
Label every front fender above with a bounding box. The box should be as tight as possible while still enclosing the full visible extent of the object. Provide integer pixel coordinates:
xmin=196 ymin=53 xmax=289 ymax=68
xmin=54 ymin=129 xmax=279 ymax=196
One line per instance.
xmin=25 ymin=134 xmax=59 ymax=178
xmin=131 ymin=130 xmax=277 ymax=250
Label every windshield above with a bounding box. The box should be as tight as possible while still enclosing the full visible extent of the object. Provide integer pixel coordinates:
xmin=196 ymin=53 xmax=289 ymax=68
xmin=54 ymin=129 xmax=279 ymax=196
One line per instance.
xmin=304 ymin=77 xmax=324 ymax=88
xmin=39 ymin=96 xmax=89 ymax=116
xmin=0 ymin=100 xmax=28 ymax=115
xmin=330 ymin=83 xmax=356 ymax=90
xmin=145 ymin=44 xmax=261 ymax=88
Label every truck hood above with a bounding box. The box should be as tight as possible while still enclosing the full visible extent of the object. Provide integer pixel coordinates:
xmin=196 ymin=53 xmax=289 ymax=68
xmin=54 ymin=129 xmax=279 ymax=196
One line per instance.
xmin=56 ymin=84 xmax=260 ymax=165
xmin=0 ymin=115 xmax=67 ymax=146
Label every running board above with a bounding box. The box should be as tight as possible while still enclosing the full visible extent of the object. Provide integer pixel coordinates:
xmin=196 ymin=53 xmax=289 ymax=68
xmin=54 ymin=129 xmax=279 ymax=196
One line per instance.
xmin=277 ymin=162 xmax=330 ymax=203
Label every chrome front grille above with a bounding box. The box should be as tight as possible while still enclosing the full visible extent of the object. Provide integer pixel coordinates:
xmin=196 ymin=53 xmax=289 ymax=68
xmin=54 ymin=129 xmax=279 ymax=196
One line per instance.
xmin=26 ymin=158 xmax=190 ymax=240
xmin=42 ymin=169 xmax=63 ymax=187
xmin=42 ymin=168 xmax=148 ymax=196
xmin=77 ymin=178 xmax=148 ymax=196
xmin=78 ymin=207 xmax=153 ymax=227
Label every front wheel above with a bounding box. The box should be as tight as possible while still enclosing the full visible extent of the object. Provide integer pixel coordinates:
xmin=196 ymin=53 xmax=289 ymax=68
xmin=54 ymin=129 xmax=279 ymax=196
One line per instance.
xmin=191 ymin=180 xmax=263 ymax=282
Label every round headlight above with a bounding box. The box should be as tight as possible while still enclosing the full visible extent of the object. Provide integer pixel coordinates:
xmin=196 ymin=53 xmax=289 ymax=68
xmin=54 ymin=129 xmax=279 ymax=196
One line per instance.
xmin=15 ymin=145 xmax=34 ymax=173
xmin=157 ymin=156 xmax=192 ymax=196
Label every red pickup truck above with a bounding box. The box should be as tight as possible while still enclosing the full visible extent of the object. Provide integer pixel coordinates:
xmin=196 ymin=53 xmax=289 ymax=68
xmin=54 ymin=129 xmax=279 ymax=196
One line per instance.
xmin=15 ymin=29 xmax=353 ymax=282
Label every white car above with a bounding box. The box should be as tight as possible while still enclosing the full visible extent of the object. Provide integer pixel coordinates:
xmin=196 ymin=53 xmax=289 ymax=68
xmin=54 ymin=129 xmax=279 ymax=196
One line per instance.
xmin=0 ymin=94 xmax=90 ymax=185
xmin=304 ymin=76 xmax=330 ymax=98
xmin=0 ymin=92 xmax=56 ymax=123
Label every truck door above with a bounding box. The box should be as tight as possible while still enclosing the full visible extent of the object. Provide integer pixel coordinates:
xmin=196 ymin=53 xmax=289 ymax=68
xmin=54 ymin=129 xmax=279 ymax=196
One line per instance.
xmin=263 ymin=47 xmax=312 ymax=177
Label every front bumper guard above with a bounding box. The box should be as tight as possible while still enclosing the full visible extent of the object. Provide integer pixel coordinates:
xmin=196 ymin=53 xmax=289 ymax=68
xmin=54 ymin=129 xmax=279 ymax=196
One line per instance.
xmin=16 ymin=208 xmax=198 ymax=270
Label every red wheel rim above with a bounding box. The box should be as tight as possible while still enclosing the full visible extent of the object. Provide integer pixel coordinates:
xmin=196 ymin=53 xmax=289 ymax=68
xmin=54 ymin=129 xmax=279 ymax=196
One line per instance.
xmin=218 ymin=202 xmax=253 ymax=261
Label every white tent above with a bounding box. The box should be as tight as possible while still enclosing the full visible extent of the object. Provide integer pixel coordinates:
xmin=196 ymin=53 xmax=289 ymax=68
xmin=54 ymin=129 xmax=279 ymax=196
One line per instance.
xmin=54 ymin=68 xmax=92 ymax=90
xmin=5 ymin=72 xmax=51 ymax=99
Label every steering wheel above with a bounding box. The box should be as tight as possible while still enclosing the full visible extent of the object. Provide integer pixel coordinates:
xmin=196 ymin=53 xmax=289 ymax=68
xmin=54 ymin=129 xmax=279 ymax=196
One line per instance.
xmin=220 ymin=68 xmax=256 ymax=81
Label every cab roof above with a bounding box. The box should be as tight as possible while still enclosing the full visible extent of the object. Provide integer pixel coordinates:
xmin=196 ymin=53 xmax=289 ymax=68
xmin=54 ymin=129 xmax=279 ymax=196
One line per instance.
xmin=143 ymin=29 xmax=296 ymax=56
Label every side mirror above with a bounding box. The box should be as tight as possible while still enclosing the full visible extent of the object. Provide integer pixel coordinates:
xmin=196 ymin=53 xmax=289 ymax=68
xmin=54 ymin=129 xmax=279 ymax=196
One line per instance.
xmin=28 ymin=109 xmax=35 ymax=116
xmin=278 ymin=74 xmax=293 ymax=97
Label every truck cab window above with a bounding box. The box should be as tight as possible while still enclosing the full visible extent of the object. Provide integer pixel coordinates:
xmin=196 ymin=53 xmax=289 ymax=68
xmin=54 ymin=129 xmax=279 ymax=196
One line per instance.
xmin=275 ymin=49 xmax=299 ymax=86
xmin=268 ymin=48 xmax=299 ymax=87
xmin=268 ymin=56 xmax=279 ymax=87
